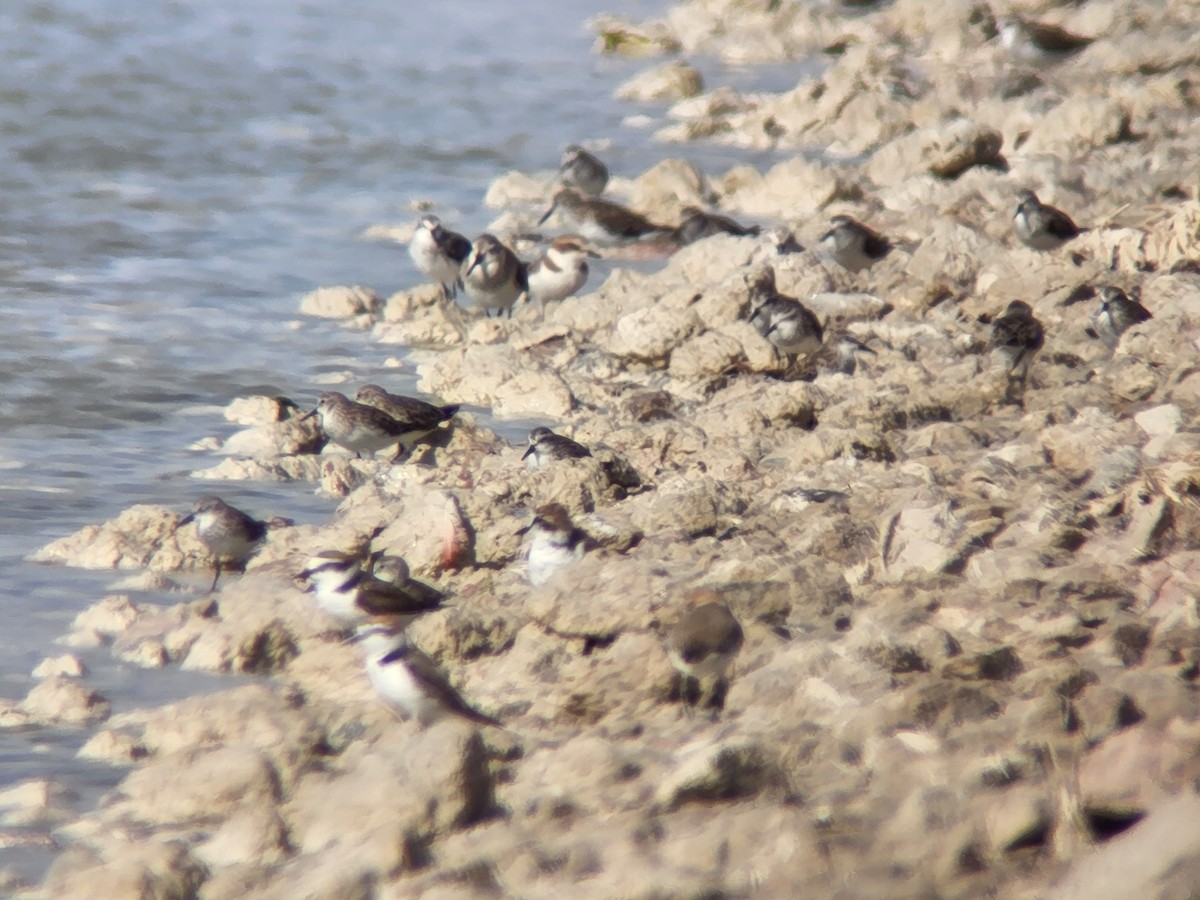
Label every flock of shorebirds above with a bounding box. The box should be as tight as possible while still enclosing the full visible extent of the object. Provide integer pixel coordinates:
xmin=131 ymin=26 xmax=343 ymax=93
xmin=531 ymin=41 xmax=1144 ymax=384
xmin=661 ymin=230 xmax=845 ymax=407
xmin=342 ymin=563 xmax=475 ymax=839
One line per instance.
xmin=178 ymin=142 xmax=1154 ymax=729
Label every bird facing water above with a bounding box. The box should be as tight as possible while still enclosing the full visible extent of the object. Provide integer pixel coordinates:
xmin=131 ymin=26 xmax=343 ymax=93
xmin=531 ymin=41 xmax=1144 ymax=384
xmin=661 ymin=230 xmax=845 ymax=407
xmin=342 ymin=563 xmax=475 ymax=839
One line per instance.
xmin=179 ymin=496 xmax=269 ymax=592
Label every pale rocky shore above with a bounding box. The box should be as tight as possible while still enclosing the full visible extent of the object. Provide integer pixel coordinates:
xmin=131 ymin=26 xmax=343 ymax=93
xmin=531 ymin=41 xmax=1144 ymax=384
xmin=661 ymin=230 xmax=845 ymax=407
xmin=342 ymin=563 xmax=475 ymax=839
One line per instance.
xmin=8 ymin=0 xmax=1200 ymax=897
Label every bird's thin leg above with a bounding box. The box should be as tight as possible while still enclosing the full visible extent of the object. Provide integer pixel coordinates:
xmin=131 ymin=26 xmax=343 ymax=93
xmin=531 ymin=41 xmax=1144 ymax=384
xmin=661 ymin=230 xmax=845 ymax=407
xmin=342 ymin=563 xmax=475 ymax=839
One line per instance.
xmin=208 ymin=561 xmax=222 ymax=594
xmin=680 ymin=676 xmax=698 ymax=720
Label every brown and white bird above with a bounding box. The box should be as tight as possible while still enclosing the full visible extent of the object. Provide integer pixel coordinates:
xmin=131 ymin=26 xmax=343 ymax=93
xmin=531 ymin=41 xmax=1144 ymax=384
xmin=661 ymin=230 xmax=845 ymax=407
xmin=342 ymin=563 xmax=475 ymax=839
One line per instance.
xmin=1013 ymin=190 xmax=1087 ymax=251
xmin=408 ymin=215 xmax=472 ymax=300
xmin=990 ymin=300 xmax=1045 ymax=402
xmin=355 ymin=622 xmax=500 ymax=727
xmin=997 ymin=14 xmax=1094 ymax=60
xmin=674 ymin=206 xmax=761 ymax=245
xmin=519 ymin=503 xmax=589 ymax=587
xmin=819 ymin=214 xmax=892 ymax=272
xmin=558 ymin=144 xmax=609 ymax=197
xmin=538 ymin=189 xmax=668 ymax=245
xmin=525 ymin=237 xmax=597 ymax=314
xmin=461 ymin=233 xmax=528 ymax=317
xmin=299 ymin=550 xmax=445 ymax=626
xmin=179 ymin=496 xmax=269 ymax=592
xmin=353 ymin=384 xmax=459 ymax=454
xmin=305 ymin=391 xmax=413 ymax=460
xmin=1092 ymin=285 xmax=1151 ymax=349
xmin=665 ymin=589 xmax=745 ymax=717
xmin=521 ymin=426 xmax=592 ymax=470
xmin=746 ymin=265 xmax=824 ymax=360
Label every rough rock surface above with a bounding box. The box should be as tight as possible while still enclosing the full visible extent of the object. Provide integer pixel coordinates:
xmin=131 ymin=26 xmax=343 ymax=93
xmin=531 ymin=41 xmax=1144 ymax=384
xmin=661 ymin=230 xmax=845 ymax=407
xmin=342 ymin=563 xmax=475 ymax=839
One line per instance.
xmin=19 ymin=0 xmax=1200 ymax=897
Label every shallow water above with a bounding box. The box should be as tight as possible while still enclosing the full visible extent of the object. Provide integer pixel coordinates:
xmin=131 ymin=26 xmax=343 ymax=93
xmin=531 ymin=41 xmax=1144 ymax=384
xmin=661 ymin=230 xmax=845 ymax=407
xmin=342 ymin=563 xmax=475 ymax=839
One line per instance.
xmin=0 ymin=0 xmax=800 ymax=883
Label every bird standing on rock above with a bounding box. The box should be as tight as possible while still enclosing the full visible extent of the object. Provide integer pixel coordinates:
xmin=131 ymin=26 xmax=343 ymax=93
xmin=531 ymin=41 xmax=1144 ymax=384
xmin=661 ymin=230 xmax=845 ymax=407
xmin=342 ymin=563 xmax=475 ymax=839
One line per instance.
xmin=461 ymin=233 xmax=527 ymax=318
xmin=558 ymin=144 xmax=609 ymax=197
xmin=179 ymin=496 xmax=269 ymax=592
xmin=990 ymin=300 xmax=1045 ymax=403
xmin=746 ymin=265 xmax=824 ymax=363
xmin=819 ymin=214 xmax=892 ymax=272
xmin=829 ymin=332 xmax=878 ymax=375
xmin=525 ymin=237 xmax=597 ymax=316
xmin=1013 ymin=190 xmax=1087 ymax=251
xmin=522 ymin=426 xmax=592 ymax=469
xmin=539 ymin=188 xmax=669 ymax=245
xmin=355 ymin=622 xmax=501 ymax=727
xmin=665 ymin=588 xmax=745 ymax=718
xmin=304 ymin=391 xmax=408 ymax=460
xmin=409 ymin=215 xmax=472 ymax=300
xmin=1092 ymin=285 xmax=1151 ymax=349
xmin=299 ymin=550 xmax=445 ymax=627
xmin=353 ymin=384 xmax=459 ymax=455
xmin=674 ymin=206 xmax=761 ymax=245
xmin=519 ymin=503 xmax=589 ymax=587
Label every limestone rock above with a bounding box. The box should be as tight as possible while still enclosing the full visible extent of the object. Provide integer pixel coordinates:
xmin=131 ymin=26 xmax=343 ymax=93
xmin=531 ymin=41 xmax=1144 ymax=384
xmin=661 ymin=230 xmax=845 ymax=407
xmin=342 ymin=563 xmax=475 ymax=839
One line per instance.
xmin=0 ymin=779 xmax=74 ymax=827
xmin=668 ymin=329 xmax=744 ymax=380
xmin=626 ymin=157 xmax=713 ymax=218
xmin=31 ymin=654 xmax=88 ymax=680
xmin=1050 ymin=794 xmax=1200 ymax=900
xmin=616 ymin=61 xmax=703 ymax=102
xmin=196 ymin=803 xmax=291 ymax=869
xmin=299 ymin=285 xmax=380 ymax=319
xmin=30 ymin=505 xmax=193 ymax=571
xmin=20 ymin=677 xmax=110 ymax=726
xmin=924 ymin=120 xmax=1004 ymax=179
xmin=109 ymin=746 xmax=281 ymax=828
xmin=880 ymin=497 xmax=969 ymax=579
xmin=591 ymin=15 xmax=682 ymax=57
xmin=41 ymin=841 xmax=208 ymax=900
xmin=418 ymin=343 xmax=575 ymax=418
xmin=219 ymin=414 xmax=325 ymax=459
xmin=604 ymin=305 xmax=703 ymax=364
xmin=483 ymin=170 xmax=554 ymax=209
xmin=285 ymin=722 xmax=494 ymax=872
xmin=722 ymin=155 xmax=849 ymax=217
xmin=655 ymin=738 xmax=784 ymax=809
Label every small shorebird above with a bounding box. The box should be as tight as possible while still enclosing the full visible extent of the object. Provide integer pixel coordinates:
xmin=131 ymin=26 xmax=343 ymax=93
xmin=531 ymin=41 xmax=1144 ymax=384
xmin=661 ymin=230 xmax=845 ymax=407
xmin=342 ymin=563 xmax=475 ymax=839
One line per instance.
xmin=519 ymin=503 xmax=589 ymax=587
xmin=299 ymin=550 xmax=445 ymax=626
xmin=305 ymin=391 xmax=407 ymax=459
xmin=355 ymin=622 xmax=501 ymax=727
xmin=179 ymin=496 xmax=269 ymax=592
xmin=461 ymin=233 xmax=528 ymax=318
xmin=674 ymin=206 xmax=760 ymax=245
xmin=409 ymin=215 xmax=472 ymax=300
xmin=1093 ymin=285 xmax=1151 ymax=349
xmin=353 ymin=384 xmax=459 ymax=454
xmin=758 ymin=224 xmax=806 ymax=257
xmin=525 ymin=237 xmax=597 ymax=314
xmin=819 ymin=214 xmax=892 ymax=272
xmin=997 ymin=14 xmax=1093 ymax=59
xmin=1013 ymin=190 xmax=1087 ymax=250
xmin=745 ymin=266 xmax=824 ymax=361
xmin=521 ymin=426 xmax=592 ymax=470
xmin=559 ymin=144 xmax=609 ymax=197
xmin=539 ymin=188 xmax=668 ymax=245
xmin=665 ymin=588 xmax=745 ymax=718
xmin=990 ymin=300 xmax=1045 ymax=403
xmin=829 ymin=332 xmax=878 ymax=375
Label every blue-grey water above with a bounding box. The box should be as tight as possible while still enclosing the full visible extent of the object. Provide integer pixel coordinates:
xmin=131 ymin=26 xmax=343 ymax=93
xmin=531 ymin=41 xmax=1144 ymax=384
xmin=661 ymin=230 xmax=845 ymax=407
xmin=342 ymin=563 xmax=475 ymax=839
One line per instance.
xmin=0 ymin=0 xmax=797 ymax=884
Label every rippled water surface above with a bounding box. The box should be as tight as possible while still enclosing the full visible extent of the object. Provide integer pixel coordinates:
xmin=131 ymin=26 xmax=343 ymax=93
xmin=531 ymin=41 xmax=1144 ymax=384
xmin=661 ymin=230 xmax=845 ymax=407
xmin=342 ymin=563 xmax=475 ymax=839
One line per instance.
xmin=0 ymin=0 xmax=798 ymax=882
